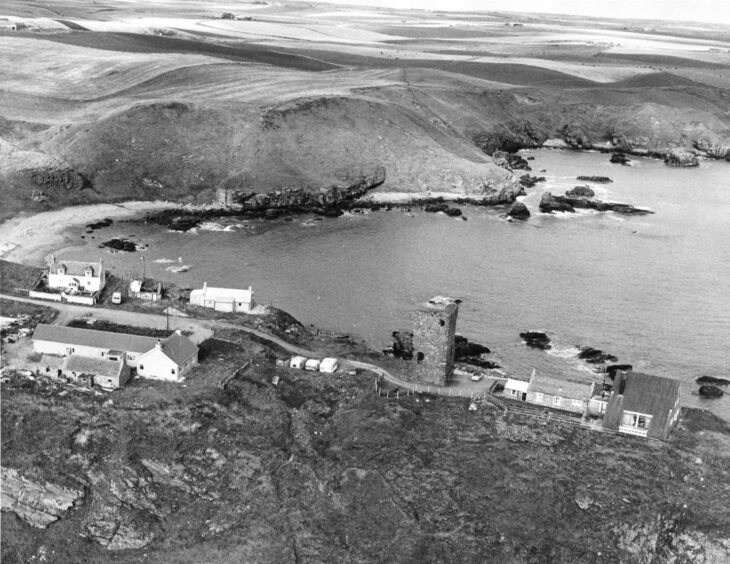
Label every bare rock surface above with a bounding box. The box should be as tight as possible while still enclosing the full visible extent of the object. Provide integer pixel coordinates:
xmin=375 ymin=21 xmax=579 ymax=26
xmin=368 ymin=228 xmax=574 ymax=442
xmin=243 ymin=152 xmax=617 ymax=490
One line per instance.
xmin=1 ymin=467 xmax=83 ymax=528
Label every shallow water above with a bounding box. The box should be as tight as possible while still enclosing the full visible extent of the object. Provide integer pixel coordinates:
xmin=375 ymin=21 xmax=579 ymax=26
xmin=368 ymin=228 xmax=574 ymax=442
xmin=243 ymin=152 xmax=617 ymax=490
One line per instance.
xmin=58 ymin=150 xmax=730 ymax=418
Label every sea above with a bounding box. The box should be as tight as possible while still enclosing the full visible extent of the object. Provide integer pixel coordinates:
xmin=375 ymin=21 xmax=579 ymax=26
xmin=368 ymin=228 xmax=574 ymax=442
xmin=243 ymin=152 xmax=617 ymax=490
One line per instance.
xmin=56 ymin=149 xmax=730 ymax=419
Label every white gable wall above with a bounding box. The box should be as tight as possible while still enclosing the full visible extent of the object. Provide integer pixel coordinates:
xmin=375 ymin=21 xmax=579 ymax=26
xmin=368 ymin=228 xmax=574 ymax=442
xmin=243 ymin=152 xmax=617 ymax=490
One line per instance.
xmin=137 ymin=348 xmax=181 ymax=382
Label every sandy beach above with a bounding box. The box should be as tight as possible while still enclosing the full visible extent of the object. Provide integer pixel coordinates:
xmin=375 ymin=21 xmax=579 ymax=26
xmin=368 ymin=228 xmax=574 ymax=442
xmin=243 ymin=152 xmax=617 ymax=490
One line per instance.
xmin=0 ymin=201 xmax=180 ymax=265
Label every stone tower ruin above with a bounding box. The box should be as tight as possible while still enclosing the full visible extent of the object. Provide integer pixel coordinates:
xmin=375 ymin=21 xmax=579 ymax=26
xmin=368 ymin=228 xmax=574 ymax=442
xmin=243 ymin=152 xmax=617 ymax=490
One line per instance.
xmin=406 ymin=300 xmax=459 ymax=385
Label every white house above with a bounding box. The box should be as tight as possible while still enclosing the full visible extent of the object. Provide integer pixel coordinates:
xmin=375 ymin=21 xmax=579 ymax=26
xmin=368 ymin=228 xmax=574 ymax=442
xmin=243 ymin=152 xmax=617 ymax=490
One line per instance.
xmin=503 ymin=378 xmax=530 ymax=401
xmin=189 ymin=282 xmax=254 ymax=313
xmin=32 ymin=325 xmax=198 ymax=384
xmin=136 ymin=331 xmax=199 ymax=382
xmin=47 ymin=255 xmax=106 ymax=294
xmin=33 ymin=324 xmax=158 ymax=367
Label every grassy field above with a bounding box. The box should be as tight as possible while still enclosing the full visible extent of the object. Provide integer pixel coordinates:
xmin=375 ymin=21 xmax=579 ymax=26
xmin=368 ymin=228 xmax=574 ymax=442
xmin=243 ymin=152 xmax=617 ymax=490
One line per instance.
xmin=0 ymin=1 xmax=728 ymax=222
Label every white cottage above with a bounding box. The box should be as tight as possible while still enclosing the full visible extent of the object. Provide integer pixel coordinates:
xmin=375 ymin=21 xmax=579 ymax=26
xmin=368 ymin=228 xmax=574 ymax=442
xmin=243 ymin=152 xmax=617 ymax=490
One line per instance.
xmin=47 ymin=255 xmax=106 ymax=293
xmin=136 ymin=331 xmax=199 ymax=382
xmin=189 ymin=282 xmax=254 ymax=313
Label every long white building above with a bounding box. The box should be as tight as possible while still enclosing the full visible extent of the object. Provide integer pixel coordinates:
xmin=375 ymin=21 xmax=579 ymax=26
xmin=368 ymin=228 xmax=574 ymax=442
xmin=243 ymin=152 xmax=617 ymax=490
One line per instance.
xmin=189 ymin=282 xmax=254 ymax=313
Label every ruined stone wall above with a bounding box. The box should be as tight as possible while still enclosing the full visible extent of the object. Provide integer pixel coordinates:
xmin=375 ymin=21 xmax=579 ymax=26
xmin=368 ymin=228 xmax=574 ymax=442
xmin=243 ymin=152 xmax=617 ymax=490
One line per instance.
xmin=405 ymin=303 xmax=458 ymax=385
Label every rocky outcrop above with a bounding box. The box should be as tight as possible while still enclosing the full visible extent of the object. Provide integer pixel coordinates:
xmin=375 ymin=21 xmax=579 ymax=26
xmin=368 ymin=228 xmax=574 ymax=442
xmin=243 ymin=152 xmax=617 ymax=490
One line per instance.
xmin=698 ymin=385 xmax=724 ymax=398
xmin=539 ymin=192 xmax=575 ymax=213
xmin=693 ymin=139 xmax=730 ymax=160
xmin=610 ymin=152 xmax=631 ymax=165
xmin=220 ymin=167 xmax=386 ymax=211
xmin=566 ymin=185 xmax=595 ymax=198
xmin=493 ymin=151 xmax=531 ymax=171
xmin=423 ymin=202 xmax=462 ymax=217
xmin=577 ymin=176 xmax=613 ymax=183
xmin=561 ymin=124 xmax=592 ymax=149
xmin=520 ymin=331 xmax=551 ymax=350
xmin=30 ymin=167 xmax=88 ymax=191
xmin=578 ymin=346 xmax=617 ymax=364
xmin=518 ymin=174 xmax=545 ymax=187
xmin=507 ymin=201 xmax=530 ymax=219
xmin=1 ymin=467 xmax=83 ymax=528
xmin=664 ymin=148 xmax=700 ymax=167
xmin=472 ymin=122 xmax=547 ymax=155
xmin=540 ymin=191 xmax=653 ymax=215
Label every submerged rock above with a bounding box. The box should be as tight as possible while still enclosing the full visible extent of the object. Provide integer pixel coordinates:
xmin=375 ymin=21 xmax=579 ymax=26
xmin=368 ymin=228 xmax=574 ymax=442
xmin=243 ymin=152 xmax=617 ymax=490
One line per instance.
xmin=610 ymin=152 xmax=631 ymax=165
xmin=507 ymin=201 xmax=531 ymax=219
xmin=664 ymin=149 xmax=700 ymax=167
xmin=455 ymin=335 xmax=491 ymax=359
xmin=423 ymin=202 xmax=462 ymax=217
xmin=699 ymin=385 xmax=724 ymax=398
xmin=520 ymin=331 xmax=551 ymax=350
xmin=577 ymin=176 xmax=613 ymax=183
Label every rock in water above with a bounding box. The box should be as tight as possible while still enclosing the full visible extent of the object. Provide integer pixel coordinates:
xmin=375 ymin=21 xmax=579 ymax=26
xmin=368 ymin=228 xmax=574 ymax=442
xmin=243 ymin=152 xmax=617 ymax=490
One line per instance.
xmin=507 ymin=201 xmax=531 ymax=219
xmin=610 ymin=152 xmax=631 ymax=165
xmin=664 ymin=149 xmax=700 ymax=167
xmin=518 ymin=174 xmax=545 ymax=187
xmin=539 ymin=192 xmax=575 ymax=213
xmin=578 ymin=346 xmax=618 ymax=364
xmin=566 ymin=185 xmax=595 ymax=198
xmin=699 ymin=385 xmax=724 ymax=398
xmin=696 ymin=376 xmax=730 ymax=386
xmin=606 ymin=364 xmax=633 ymax=379
xmin=577 ymin=176 xmax=613 ymax=183
xmin=520 ymin=331 xmax=551 ymax=350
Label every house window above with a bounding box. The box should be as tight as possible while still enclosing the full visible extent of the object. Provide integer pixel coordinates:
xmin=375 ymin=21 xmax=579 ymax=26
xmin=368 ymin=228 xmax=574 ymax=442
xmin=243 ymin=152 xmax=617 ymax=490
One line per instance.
xmin=534 ymin=393 xmax=543 ymax=403
xmin=171 ymin=368 xmax=176 ymax=375
xmin=139 ymin=364 xmax=144 ymax=370
xmin=638 ymin=416 xmax=647 ymax=429
xmin=553 ymin=396 xmax=561 ymax=406
xmin=510 ymin=389 xmax=517 ymax=396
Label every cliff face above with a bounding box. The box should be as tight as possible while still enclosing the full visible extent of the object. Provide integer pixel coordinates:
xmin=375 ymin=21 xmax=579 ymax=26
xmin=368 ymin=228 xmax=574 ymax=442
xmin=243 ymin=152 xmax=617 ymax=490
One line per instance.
xmin=2 ymin=364 xmax=730 ymax=564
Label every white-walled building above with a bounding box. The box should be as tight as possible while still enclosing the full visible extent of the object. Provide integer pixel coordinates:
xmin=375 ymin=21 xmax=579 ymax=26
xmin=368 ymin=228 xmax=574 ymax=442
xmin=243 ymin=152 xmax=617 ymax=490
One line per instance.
xmin=137 ymin=331 xmax=199 ymax=382
xmin=32 ymin=324 xmax=198 ymax=384
xmin=47 ymin=255 xmax=106 ymax=294
xmin=189 ymin=282 xmax=254 ymax=313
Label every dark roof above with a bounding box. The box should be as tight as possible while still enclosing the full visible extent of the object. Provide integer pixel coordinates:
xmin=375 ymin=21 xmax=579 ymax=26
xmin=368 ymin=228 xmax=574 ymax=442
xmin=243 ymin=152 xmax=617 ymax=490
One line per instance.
xmin=529 ymin=374 xmax=594 ymax=401
xmin=50 ymin=258 xmax=102 ymax=277
xmin=159 ymin=332 xmax=198 ymax=364
xmin=621 ymin=372 xmax=680 ymax=417
xmin=33 ymin=324 xmax=159 ymax=354
xmin=64 ymin=355 xmax=123 ymax=378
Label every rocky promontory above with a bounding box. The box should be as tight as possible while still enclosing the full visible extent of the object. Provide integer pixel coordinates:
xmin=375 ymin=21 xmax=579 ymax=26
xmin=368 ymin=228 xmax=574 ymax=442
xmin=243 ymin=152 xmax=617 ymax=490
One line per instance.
xmin=539 ymin=191 xmax=653 ymax=215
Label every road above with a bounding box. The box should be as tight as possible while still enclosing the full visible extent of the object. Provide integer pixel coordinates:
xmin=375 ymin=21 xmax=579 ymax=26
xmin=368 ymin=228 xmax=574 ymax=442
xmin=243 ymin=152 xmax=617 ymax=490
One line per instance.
xmin=1 ymin=293 xmax=498 ymax=402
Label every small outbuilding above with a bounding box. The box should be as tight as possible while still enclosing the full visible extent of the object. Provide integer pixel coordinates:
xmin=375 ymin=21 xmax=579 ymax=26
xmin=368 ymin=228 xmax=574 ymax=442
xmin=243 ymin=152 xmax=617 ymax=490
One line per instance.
xmin=289 ymin=356 xmax=307 ymax=370
xmin=503 ymin=377 xmax=530 ymax=401
xmin=62 ymin=354 xmax=131 ymax=390
xmin=304 ymin=359 xmax=321 ymax=372
xmin=319 ymin=358 xmax=339 ymax=374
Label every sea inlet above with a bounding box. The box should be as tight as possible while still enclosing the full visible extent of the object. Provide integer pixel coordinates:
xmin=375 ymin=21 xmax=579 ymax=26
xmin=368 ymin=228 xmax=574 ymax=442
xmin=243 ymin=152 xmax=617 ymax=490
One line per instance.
xmin=56 ymin=149 xmax=730 ymax=418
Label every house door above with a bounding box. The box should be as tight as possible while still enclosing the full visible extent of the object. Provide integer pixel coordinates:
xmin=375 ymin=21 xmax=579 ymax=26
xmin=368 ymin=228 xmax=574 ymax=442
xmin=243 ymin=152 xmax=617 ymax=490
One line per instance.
xmin=521 ymin=393 xmax=527 ymax=401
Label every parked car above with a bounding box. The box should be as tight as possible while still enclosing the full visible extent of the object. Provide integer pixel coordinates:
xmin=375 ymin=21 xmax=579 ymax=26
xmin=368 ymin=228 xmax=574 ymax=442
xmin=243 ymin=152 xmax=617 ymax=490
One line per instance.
xmin=471 ymin=374 xmax=484 ymax=382
xmin=111 ymin=292 xmax=122 ymax=304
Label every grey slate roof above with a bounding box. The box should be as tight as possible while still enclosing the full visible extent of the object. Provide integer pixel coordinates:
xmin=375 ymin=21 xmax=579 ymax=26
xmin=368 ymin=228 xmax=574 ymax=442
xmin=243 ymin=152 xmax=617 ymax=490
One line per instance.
xmin=159 ymin=332 xmax=198 ymax=364
xmin=621 ymin=372 xmax=680 ymax=417
xmin=64 ymin=355 xmax=123 ymax=378
xmin=50 ymin=258 xmax=102 ymax=277
xmin=529 ymin=374 xmax=594 ymax=401
xmin=33 ymin=324 xmax=159 ymax=354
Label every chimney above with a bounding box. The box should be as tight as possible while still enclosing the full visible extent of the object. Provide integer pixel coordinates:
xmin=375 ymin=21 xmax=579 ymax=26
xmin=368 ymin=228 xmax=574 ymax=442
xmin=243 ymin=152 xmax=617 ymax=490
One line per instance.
xmin=175 ymin=329 xmax=182 ymax=335
xmin=155 ymin=339 xmax=162 ymax=349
